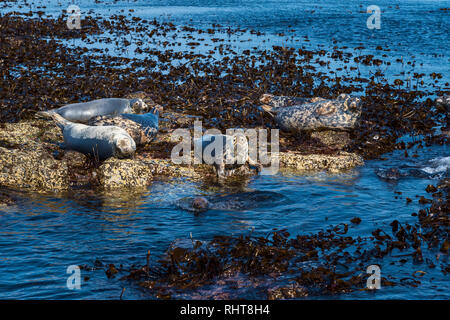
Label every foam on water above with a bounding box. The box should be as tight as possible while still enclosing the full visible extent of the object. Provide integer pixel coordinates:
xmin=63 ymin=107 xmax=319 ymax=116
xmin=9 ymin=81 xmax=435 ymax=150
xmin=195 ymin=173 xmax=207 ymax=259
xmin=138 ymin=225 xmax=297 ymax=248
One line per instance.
xmin=421 ymin=156 xmax=450 ymax=175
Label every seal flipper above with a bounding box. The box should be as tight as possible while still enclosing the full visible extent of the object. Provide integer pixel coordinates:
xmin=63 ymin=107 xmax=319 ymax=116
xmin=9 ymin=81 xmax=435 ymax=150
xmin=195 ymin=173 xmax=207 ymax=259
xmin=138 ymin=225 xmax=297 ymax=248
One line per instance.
xmin=258 ymin=104 xmax=275 ymax=117
xmin=35 ymin=110 xmax=56 ymax=120
xmin=48 ymin=112 xmax=71 ymax=131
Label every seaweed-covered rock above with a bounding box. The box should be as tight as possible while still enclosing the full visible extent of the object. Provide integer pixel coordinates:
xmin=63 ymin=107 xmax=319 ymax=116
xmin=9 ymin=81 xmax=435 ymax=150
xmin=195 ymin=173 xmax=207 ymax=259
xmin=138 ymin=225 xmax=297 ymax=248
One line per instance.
xmin=267 ymin=283 xmax=308 ymax=300
xmin=310 ymin=130 xmax=351 ymax=149
xmin=62 ymin=151 xmax=88 ymax=168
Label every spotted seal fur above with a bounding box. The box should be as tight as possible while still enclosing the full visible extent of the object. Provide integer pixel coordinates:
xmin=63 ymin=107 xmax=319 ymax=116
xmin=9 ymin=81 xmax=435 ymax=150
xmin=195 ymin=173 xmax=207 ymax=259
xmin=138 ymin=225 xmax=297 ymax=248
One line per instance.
xmin=194 ymin=134 xmax=261 ymax=179
xmin=38 ymin=98 xmax=148 ymax=122
xmin=50 ymin=113 xmax=136 ymax=160
xmin=259 ymin=93 xmax=361 ymax=131
xmin=88 ymin=108 xmax=159 ymax=145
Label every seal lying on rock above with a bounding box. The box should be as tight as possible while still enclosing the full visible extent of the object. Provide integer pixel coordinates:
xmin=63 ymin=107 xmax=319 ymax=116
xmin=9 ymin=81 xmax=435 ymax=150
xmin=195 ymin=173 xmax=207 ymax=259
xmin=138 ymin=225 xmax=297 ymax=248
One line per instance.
xmin=38 ymin=98 xmax=148 ymax=122
xmin=259 ymin=93 xmax=361 ymax=131
xmin=194 ymin=134 xmax=261 ymax=178
xmin=87 ymin=108 xmax=159 ymax=145
xmin=50 ymin=113 xmax=136 ymax=160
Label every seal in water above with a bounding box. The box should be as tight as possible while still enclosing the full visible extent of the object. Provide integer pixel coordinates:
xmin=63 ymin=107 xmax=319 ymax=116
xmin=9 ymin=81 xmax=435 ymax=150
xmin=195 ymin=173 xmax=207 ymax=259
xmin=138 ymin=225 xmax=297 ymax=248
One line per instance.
xmin=177 ymin=191 xmax=288 ymax=214
xmin=38 ymin=98 xmax=148 ymax=122
xmin=259 ymin=93 xmax=361 ymax=131
xmin=50 ymin=113 xmax=136 ymax=160
xmin=87 ymin=108 xmax=159 ymax=145
xmin=436 ymin=95 xmax=450 ymax=111
xmin=194 ymin=133 xmax=261 ymax=179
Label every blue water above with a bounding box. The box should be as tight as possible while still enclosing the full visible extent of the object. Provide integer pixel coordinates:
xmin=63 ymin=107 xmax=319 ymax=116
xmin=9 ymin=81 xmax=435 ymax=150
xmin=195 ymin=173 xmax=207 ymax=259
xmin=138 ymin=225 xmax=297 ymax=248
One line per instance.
xmin=0 ymin=0 xmax=449 ymax=299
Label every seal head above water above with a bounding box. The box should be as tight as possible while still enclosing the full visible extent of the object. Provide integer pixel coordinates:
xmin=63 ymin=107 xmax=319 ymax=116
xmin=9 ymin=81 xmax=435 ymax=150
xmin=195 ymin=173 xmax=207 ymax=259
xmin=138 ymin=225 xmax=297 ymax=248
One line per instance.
xmin=50 ymin=113 xmax=136 ymax=160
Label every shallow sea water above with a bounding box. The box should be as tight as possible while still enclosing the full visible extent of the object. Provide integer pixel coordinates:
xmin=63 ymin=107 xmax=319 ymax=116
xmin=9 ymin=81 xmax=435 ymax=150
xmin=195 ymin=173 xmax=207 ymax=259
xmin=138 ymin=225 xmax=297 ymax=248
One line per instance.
xmin=0 ymin=0 xmax=448 ymax=299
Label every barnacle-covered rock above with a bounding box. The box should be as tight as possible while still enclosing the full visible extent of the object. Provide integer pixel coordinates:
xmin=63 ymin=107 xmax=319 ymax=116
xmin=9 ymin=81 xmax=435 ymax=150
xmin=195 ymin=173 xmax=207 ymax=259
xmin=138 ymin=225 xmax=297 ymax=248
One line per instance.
xmin=61 ymin=151 xmax=88 ymax=168
xmin=96 ymin=157 xmax=213 ymax=189
xmin=279 ymin=151 xmax=364 ymax=173
xmin=0 ymin=120 xmax=62 ymax=147
xmin=97 ymin=158 xmax=154 ymax=190
xmin=0 ymin=145 xmax=69 ymax=191
xmin=0 ymin=118 xmax=363 ymax=192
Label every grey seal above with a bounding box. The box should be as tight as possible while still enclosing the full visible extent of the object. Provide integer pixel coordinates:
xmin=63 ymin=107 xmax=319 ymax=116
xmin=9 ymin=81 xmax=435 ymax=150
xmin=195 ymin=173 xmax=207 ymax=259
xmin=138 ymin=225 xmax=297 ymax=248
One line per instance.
xmin=436 ymin=95 xmax=449 ymax=111
xmin=259 ymin=93 xmax=362 ymax=131
xmin=38 ymin=98 xmax=148 ymax=122
xmin=87 ymin=108 xmax=159 ymax=145
xmin=50 ymin=113 xmax=136 ymax=160
xmin=194 ymin=133 xmax=260 ymax=179
xmin=177 ymin=191 xmax=288 ymax=213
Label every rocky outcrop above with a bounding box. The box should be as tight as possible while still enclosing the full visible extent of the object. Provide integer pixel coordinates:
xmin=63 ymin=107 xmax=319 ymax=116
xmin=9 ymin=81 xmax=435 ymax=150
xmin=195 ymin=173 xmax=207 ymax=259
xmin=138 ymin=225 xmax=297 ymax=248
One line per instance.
xmin=0 ymin=144 xmax=69 ymax=191
xmin=0 ymin=117 xmax=364 ymax=192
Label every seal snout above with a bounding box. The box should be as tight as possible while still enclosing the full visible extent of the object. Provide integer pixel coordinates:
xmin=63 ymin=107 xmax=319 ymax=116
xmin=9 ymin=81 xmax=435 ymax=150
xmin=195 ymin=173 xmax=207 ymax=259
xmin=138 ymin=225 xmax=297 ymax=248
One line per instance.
xmin=131 ymin=98 xmax=149 ymax=113
xmin=114 ymin=135 xmax=136 ymax=158
xmin=192 ymin=197 xmax=210 ymax=211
